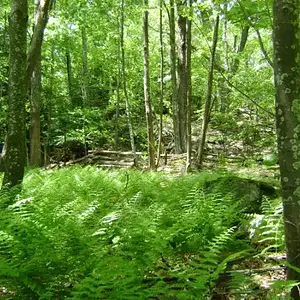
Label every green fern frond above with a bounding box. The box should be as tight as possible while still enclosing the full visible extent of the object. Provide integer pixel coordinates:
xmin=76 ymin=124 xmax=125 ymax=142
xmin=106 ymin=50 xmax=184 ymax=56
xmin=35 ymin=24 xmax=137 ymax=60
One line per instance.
xmin=181 ymin=186 xmax=199 ymax=207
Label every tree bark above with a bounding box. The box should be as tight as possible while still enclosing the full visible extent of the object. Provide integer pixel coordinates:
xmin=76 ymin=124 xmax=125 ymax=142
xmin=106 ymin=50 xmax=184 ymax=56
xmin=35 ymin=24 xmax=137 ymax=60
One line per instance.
xmin=81 ymin=25 xmax=89 ymax=106
xmin=231 ymin=26 xmax=249 ymax=74
xmin=255 ymin=29 xmax=273 ymax=68
xmin=273 ymin=1 xmax=300 ymax=299
xmin=176 ymin=0 xmax=187 ymax=153
xmin=237 ymin=1 xmax=273 ymax=68
xmin=25 ymin=0 xmax=52 ymax=91
xmin=185 ymin=0 xmax=192 ymax=172
xmin=121 ymin=0 xmax=136 ymax=155
xmin=66 ymin=49 xmax=75 ymax=106
xmin=115 ymin=31 xmax=121 ymax=150
xmin=168 ymin=0 xmax=180 ymax=153
xmin=156 ymin=0 xmax=164 ymax=168
xmin=143 ymin=0 xmax=155 ymax=170
xmin=197 ymin=15 xmax=219 ymax=168
xmin=29 ymin=0 xmax=51 ymax=167
xmin=2 ymin=0 xmax=28 ymax=189
xmin=30 ymin=55 xmax=42 ymax=167
xmin=44 ymin=44 xmax=54 ymax=167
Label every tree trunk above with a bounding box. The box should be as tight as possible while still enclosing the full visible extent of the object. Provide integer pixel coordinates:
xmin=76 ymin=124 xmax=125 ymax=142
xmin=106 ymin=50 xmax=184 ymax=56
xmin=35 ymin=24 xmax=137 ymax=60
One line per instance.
xmin=168 ymin=0 xmax=180 ymax=153
xmin=30 ymin=56 xmax=42 ymax=167
xmin=231 ymin=26 xmax=249 ymax=74
xmin=44 ymin=45 xmax=54 ymax=167
xmin=29 ymin=0 xmax=51 ymax=167
xmin=185 ymin=0 xmax=192 ymax=172
xmin=255 ymin=29 xmax=273 ymax=68
xmin=2 ymin=0 xmax=28 ymax=189
xmin=143 ymin=0 xmax=155 ymax=170
xmin=25 ymin=0 xmax=52 ymax=91
xmin=66 ymin=49 xmax=75 ymax=106
xmin=176 ymin=0 xmax=187 ymax=153
xmin=238 ymin=1 xmax=273 ymax=68
xmin=121 ymin=0 xmax=136 ymax=155
xmin=197 ymin=15 xmax=219 ymax=168
xmin=218 ymin=8 xmax=229 ymax=113
xmin=156 ymin=0 xmax=164 ymax=168
xmin=273 ymin=1 xmax=300 ymax=299
xmin=115 ymin=39 xmax=121 ymax=150
xmin=81 ymin=25 xmax=89 ymax=106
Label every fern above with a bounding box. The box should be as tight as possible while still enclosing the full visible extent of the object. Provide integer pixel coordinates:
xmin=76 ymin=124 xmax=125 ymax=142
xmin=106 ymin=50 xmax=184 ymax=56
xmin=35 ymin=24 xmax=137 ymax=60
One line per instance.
xmin=0 ymin=168 xmax=265 ymax=299
xmin=247 ymin=196 xmax=284 ymax=254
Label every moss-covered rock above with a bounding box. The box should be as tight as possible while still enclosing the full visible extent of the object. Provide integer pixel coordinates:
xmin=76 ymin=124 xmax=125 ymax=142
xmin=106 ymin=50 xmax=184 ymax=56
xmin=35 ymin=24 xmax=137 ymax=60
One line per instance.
xmin=204 ymin=176 xmax=279 ymax=213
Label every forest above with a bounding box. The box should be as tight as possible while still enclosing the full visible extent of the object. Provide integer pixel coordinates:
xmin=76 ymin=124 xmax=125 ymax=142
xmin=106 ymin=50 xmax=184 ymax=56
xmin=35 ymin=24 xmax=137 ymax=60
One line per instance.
xmin=0 ymin=0 xmax=300 ymax=299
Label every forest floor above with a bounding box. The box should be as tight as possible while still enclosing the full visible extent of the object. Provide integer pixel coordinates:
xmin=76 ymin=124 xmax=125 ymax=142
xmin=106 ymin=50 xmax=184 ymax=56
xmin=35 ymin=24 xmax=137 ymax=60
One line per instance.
xmin=0 ymin=154 xmax=287 ymax=299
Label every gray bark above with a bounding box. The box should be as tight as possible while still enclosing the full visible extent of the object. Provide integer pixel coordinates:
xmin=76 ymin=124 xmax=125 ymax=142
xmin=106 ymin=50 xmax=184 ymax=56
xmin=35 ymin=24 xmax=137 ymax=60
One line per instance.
xmin=2 ymin=0 xmax=28 ymax=189
xmin=255 ymin=29 xmax=273 ymax=68
xmin=25 ymin=0 xmax=52 ymax=91
xmin=167 ymin=0 xmax=180 ymax=153
xmin=115 ymin=32 xmax=121 ymax=149
xmin=237 ymin=0 xmax=273 ymax=68
xmin=81 ymin=25 xmax=89 ymax=106
xmin=66 ymin=49 xmax=75 ymax=106
xmin=30 ymin=56 xmax=42 ymax=167
xmin=197 ymin=15 xmax=219 ymax=168
xmin=44 ymin=45 xmax=54 ymax=166
xmin=185 ymin=0 xmax=192 ymax=172
xmin=29 ymin=0 xmax=51 ymax=167
xmin=156 ymin=0 xmax=164 ymax=168
xmin=143 ymin=0 xmax=155 ymax=170
xmin=121 ymin=0 xmax=136 ymax=155
xmin=273 ymin=0 xmax=300 ymax=298
xmin=231 ymin=26 xmax=249 ymax=74
xmin=176 ymin=0 xmax=187 ymax=153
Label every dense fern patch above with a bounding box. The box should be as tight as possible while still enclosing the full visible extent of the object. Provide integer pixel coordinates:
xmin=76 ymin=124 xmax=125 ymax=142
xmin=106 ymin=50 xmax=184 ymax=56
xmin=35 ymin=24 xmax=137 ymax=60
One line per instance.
xmin=0 ymin=167 xmax=284 ymax=299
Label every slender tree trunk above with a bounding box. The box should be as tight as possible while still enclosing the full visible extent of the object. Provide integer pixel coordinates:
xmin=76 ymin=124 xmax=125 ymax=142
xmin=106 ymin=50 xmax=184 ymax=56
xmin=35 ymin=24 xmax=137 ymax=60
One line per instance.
xmin=143 ymin=0 xmax=155 ymax=170
xmin=0 ymin=12 xmax=8 ymax=165
xmin=2 ymin=0 xmax=28 ymax=189
xmin=238 ymin=1 xmax=273 ymax=68
xmin=44 ymin=45 xmax=54 ymax=167
xmin=25 ymin=0 xmax=52 ymax=91
xmin=115 ymin=44 xmax=121 ymax=150
xmin=197 ymin=15 xmax=219 ymax=168
xmin=29 ymin=0 xmax=51 ymax=167
xmin=156 ymin=0 xmax=164 ymax=168
xmin=273 ymin=1 xmax=300 ymax=299
xmin=223 ymin=4 xmax=229 ymax=70
xmin=176 ymin=0 xmax=187 ymax=153
xmin=168 ymin=0 xmax=180 ymax=153
xmin=121 ymin=0 xmax=136 ymax=154
xmin=114 ymin=10 xmax=122 ymax=150
xmin=218 ymin=7 xmax=229 ymax=113
xmin=231 ymin=26 xmax=249 ymax=74
xmin=66 ymin=49 xmax=75 ymax=106
xmin=185 ymin=0 xmax=192 ymax=172
xmin=81 ymin=25 xmax=89 ymax=106
xmin=30 ymin=56 xmax=42 ymax=167
xmin=255 ymin=29 xmax=273 ymax=68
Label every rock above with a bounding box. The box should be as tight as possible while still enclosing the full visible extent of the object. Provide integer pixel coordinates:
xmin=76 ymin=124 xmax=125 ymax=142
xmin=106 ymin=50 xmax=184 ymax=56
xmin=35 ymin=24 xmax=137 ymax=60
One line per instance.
xmin=204 ymin=176 xmax=279 ymax=214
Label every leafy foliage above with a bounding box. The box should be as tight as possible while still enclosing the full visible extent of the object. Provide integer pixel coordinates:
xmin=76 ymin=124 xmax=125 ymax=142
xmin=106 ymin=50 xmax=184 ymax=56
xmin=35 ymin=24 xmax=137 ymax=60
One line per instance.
xmin=0 ymin=167 xmax=253 ymax=299
xmin=247 ymin=196 xmax=284 ymax=254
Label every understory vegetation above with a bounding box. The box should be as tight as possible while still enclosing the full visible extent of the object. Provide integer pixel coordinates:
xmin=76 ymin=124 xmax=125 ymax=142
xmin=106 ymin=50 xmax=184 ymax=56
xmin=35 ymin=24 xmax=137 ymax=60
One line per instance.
xmin=0 ymin=166 xmax=290 ymax=299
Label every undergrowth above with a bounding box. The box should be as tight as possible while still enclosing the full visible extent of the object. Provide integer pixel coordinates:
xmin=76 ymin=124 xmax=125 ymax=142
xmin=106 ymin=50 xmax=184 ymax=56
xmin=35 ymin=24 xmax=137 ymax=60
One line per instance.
xmin=0 ymin=166 xmax=287 ymax=299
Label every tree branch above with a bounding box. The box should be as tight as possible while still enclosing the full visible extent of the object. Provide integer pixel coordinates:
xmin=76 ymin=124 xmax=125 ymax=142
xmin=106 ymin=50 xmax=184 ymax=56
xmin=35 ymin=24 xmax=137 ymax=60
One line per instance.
xmin=255 ymin=28 xmax=273 ymax=68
